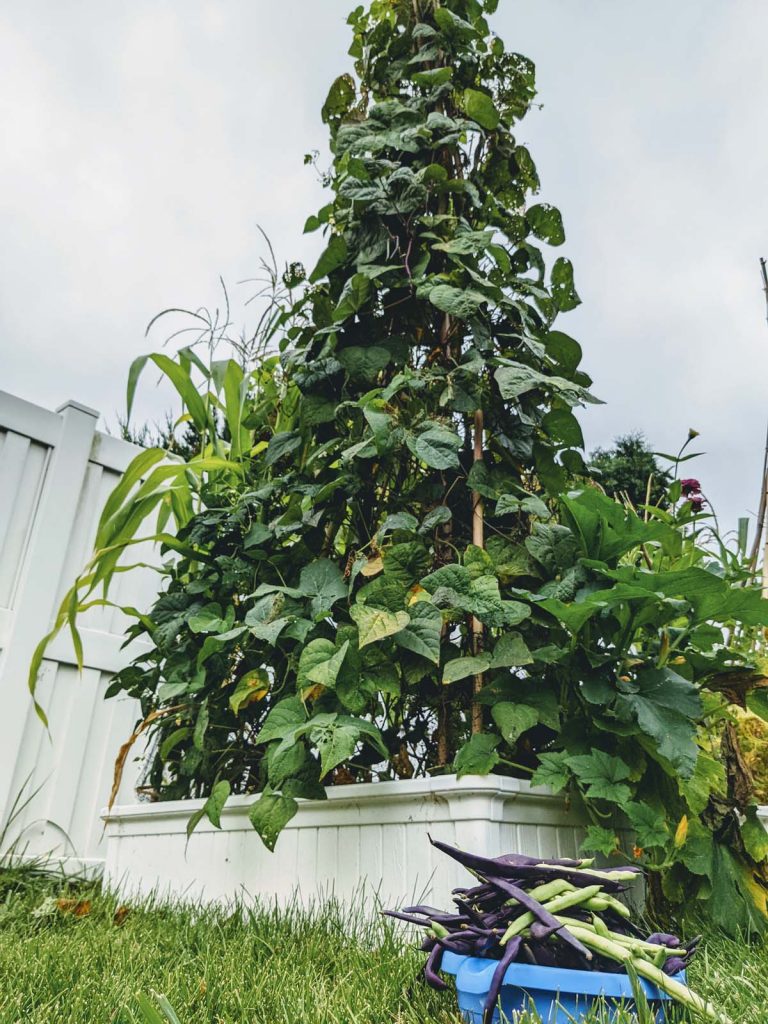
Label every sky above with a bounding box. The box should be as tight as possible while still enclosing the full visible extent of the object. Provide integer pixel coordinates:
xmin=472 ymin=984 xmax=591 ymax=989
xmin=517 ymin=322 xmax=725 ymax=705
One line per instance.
xmin=1 ymin=1 xmax=768 ymax=536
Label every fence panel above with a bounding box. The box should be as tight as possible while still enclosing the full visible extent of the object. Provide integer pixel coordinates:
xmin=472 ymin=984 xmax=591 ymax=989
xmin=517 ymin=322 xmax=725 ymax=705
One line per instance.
xmin=0 ymin=391 xmax=157 ymax=873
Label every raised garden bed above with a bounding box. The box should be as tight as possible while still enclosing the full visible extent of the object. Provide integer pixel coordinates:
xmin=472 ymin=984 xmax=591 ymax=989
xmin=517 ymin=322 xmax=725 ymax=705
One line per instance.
xmin=102 ymin=775 xmax=592 ymax=906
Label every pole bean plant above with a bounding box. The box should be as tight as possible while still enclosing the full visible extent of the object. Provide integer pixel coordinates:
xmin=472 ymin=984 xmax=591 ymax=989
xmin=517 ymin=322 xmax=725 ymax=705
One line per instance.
xmin=32 ymin=0 xmax=768 ymax=932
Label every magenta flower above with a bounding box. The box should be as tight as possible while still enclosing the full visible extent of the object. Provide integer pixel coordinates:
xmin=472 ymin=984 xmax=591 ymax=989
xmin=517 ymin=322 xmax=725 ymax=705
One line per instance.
xmin=681 ymin=478 xmax=701 ymax=497
xmin=689 ymin=494 xmax=705 ymax=513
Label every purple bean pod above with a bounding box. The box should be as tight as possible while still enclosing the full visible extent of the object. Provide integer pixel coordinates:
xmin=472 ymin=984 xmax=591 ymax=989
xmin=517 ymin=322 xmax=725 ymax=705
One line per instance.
xmin=482 ymin=936 xmax=523 ymax=1024
xmin=384 ymin=908 xmax=470 ymax=929
xmin=382 ymin=910 xmax=436 ymax=927
xmin=662 ymin=956 xmax=687 ymax=976
xmin=402 ymin=904 xmax=455 ymax=918
xmin=424 ymin=944 xmax=448 ymax=990
xmin=519 ymin=942 xmax=538 ymax=965
xmin=481 ymin=873 xmax=593 ymax=961
xmin=647 ymin=932 xmax=681 ymax=948
xmin=529 ymin=941 xmax=558 ymax=968
xmin=494 ymin=853 xmax=589 ymax=869
xmin=429 ymin=837 xmax=628 ymax=893
xmin=530 ymin=920 xmax=562 ymax=941
xmin=453 ymin=898 xmax=490 ymax=929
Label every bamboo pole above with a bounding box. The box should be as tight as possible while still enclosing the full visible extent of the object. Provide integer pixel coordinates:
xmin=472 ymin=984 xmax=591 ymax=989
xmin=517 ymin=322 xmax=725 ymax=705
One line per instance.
xmin=437 ymin=311 xmax=453 ymax=763
xmin=471 ymin=408 xmax=485 ymax=735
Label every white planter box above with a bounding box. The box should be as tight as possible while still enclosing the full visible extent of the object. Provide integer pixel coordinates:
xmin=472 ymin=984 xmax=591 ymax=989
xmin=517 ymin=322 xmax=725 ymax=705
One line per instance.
xmin=102 ymin=775 xmax=591 ymax=907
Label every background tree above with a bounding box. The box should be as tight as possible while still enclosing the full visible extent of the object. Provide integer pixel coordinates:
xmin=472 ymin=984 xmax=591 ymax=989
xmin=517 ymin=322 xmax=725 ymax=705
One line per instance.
xmin=589 ymin=432 xmax=671 ymax=508
xmin=117 ymin=413 xmax=204 ymax=463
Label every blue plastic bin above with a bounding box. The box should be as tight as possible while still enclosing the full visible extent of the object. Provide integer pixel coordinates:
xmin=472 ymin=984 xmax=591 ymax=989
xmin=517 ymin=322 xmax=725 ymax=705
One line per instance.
xmin=440 ymin=951 xmax=685 ymax=1023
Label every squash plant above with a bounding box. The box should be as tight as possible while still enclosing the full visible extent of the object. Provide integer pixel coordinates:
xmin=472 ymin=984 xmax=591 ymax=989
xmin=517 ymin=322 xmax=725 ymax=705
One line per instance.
xmin=31 ymin=0 xmax=768 ymax=932
xmin=526 ymin=484 xmax=768 ymax=933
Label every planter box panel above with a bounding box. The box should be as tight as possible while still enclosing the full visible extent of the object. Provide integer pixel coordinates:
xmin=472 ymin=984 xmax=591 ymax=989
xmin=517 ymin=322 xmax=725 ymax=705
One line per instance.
xmin=103 ymin=776 xmax=589 ymax=907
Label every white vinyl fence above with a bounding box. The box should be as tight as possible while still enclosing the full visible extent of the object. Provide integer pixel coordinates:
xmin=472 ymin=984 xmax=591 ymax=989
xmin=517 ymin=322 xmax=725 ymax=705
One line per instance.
xmin=0 ymin=391 xmax=157 ymax=873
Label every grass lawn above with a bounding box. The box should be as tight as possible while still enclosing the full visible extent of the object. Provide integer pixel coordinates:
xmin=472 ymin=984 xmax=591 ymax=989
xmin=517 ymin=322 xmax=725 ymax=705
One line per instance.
xmin=0 ymin=874 xmax=763 ymax=1023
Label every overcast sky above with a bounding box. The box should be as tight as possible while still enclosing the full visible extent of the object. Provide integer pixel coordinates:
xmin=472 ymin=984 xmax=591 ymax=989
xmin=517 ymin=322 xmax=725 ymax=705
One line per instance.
xmin=2 ymin=1 xmax=767 ymax=535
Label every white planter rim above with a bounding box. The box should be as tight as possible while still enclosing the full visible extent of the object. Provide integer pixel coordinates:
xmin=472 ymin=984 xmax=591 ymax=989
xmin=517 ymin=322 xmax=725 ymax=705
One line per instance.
xmin=103 ymin=774 xmax=768 ymax=832
xmin=103 ymin=773 xmax=563 ymax=825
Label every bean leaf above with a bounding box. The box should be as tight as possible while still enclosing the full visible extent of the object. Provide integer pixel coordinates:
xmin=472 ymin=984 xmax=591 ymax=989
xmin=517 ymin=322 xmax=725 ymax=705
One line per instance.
xmin=551 ymin=256 xmax=581 ymax=311
xmin=309 ymin=234 xmax=347 ymax=283
xmin=254 ymin=697 xmax=306 ymax=745
xmin=186 ymin=779 xmax=230 ymax=838
xmin=526 ymin=203 xmax=565 ymax=245
xmin=394 ymin=601 xmax=442 ymax=664
xmin=313 ymin=721 xmax=361 ymax=778
xmin=443 ymin=655 xmax=491 ymax=684
xmin=491 ymin=702 xmax=538 ymax=745
xmin=406 ymin=424 xmax=462 ymax=471
xmin=298 ymin=639 xmax=349 ymax=690
xmin=454 ymin=734 xmax=501 ymax=778
xmin=350 ymin=604 xmax=410 ymax=647
xmin=463 ymin=88 xmax=500 ymax=130
xmin=249 ymin=791 xmax=299 ymax=851
xmin=490 ymin=632 xmax=533 ymax=668
xmin=299 ymin=559 xmax=348 ymax=618
xmin=429 ymin=284 xmax=488 ymax=319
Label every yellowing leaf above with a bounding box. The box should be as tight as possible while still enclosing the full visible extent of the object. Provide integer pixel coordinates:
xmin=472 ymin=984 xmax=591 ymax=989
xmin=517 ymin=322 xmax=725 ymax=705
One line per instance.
xmin=360 ymin=556 xmax=384 ymax=578
xmin=301 ymin=683 xmax=326 ymax=702
xmin=229 ymin=669 xmax=270 ymax=714
xmin=743 ymin=867 xmax=768 ymax=917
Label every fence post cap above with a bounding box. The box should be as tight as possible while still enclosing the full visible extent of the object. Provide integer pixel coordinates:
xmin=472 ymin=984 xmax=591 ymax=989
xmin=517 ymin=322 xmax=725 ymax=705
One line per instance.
xmin=55 ymin=399 xmax=100 ymax=418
